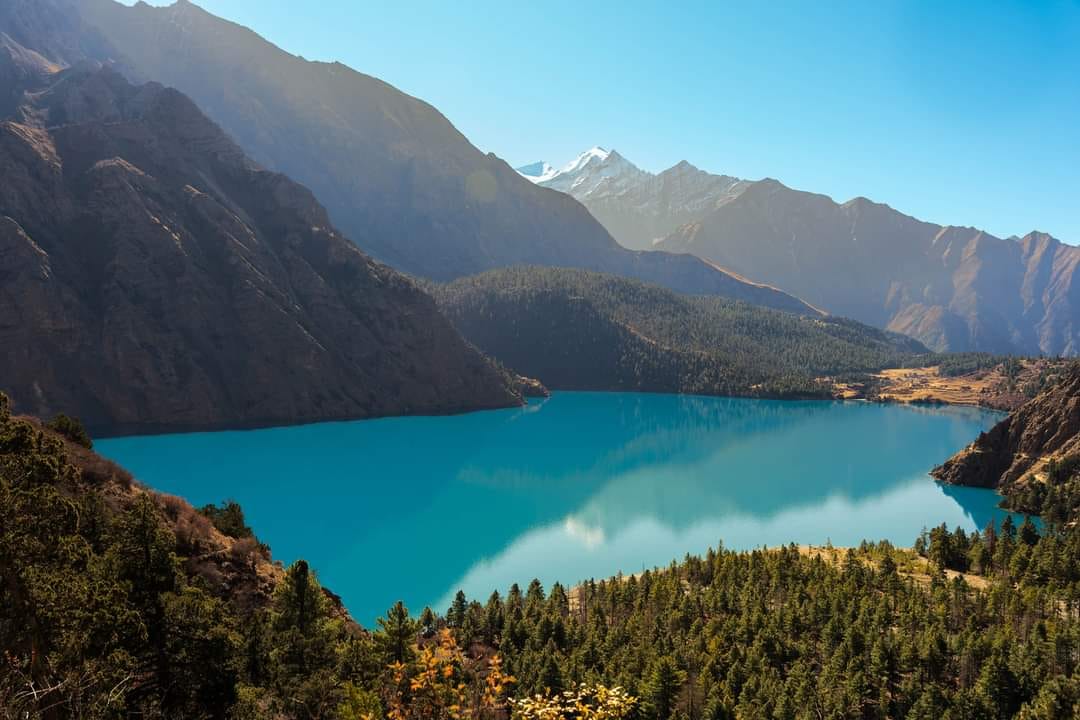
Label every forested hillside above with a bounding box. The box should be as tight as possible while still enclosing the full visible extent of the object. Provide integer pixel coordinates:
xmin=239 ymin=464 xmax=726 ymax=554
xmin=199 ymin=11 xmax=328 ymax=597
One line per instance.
xmin=432 ymin=267 xmax=927 ymax=399
xmin=0 ymin=392 xmax=519 ymax=719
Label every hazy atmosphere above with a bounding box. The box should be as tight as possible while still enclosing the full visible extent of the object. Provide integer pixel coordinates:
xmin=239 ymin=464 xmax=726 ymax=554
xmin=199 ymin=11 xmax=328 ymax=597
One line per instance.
xmin=123 ymin=0 xmax=1080 ymax=243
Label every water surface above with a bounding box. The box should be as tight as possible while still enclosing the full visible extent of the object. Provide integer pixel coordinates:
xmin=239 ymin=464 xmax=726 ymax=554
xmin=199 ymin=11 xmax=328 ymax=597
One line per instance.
xmin=98 ymin=393 xmax=1016 ymax=623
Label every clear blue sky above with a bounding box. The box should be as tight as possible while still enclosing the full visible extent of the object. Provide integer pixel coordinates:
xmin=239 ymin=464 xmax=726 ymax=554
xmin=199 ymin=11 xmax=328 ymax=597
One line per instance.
xmin=126 ymin=0 xmax=1079 ymax=243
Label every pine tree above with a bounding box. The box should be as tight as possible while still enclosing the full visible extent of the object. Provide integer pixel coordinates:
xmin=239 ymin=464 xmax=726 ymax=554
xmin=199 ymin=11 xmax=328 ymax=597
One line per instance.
xmin=268 ymin=559 xmax=341 ymax=714
xmin=642 ymin=655 xmax=686 ymax=720
xmin=484 ymin=590 xmax=504 ymax=644
xmin=448 ymin=590 xmax=467 ymax=628
xmin=1019 ymin=516 xmax=1040 ymax=547
xmin=376 ymin=600 xmax=417 ymax=665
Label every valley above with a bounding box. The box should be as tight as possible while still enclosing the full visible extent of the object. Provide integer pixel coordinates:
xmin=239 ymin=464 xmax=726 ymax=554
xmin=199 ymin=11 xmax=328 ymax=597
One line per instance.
xmin=1 ymin=0 xmax=1078 ymax=717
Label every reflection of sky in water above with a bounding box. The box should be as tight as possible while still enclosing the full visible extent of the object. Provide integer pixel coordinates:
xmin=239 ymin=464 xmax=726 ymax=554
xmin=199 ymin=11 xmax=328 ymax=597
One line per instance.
xmin=436 ymin=477 xmax=1007 ymax=612
xmin=97 ymin=393 xmax=1015 ymax=624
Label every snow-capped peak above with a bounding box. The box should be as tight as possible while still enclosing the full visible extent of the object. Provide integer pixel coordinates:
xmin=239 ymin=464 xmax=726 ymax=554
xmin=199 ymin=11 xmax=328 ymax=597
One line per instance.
xmin=559 ymin=146 xmax=611 ymax=176
xmin=516 ymin=147 xmax=613 ymax=186
xmin=516 ymin=146 xmax=648 ymax=198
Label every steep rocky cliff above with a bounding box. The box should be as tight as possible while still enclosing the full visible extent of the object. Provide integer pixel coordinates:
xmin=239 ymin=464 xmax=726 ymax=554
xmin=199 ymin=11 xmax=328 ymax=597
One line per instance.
xmin=0 ymin=41 xmax=521 ymax=435
xmin=932 ymin=365 xmax=1080 ymax=491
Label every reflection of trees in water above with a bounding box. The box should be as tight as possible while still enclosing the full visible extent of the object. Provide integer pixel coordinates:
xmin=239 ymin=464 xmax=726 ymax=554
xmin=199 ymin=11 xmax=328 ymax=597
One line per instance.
xmin=394 ymin=395 xmax=999 ymax=621
xmin=887 ymin=402 xmax=1007 ymax=424
xmin=353 ymin=393 xmax=843 ymax=619
xmin=456 ymin=393 xmax=831 ymax=491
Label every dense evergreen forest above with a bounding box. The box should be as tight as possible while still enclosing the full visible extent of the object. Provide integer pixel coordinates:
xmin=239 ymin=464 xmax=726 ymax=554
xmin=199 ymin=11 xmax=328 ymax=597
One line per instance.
xmin=4 ymin=390 xmax=1080 ymax=718
xmin=430 ymin=268 xmax=928 ymax=399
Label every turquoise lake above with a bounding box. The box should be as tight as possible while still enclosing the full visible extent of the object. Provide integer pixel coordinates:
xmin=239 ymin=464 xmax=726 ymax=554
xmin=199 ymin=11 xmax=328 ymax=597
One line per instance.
xmin=97 ymin=392 xmax=1018 ymax=624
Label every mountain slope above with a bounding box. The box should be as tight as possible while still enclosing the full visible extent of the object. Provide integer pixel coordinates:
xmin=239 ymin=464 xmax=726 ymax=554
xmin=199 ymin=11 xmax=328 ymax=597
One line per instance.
xmin=0 ymin=393 xmax=364 ymax=717
xmin=67 ymin=0 xmax=815 ymax=315
xmin=0 ymin=36 xmax=521 ymax=435
xmin=431 ymin=267 xmax=926 ymax=398
xmin=659 ymin=180 xmax=1080 ymax=354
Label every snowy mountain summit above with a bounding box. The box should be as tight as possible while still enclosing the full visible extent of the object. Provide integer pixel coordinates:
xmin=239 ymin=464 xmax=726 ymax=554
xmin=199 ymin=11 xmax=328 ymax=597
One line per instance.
xmin=516 ymin=148 xmax=746 ymax=251
xmin=516 ymin=147 xmax=648 ymax=197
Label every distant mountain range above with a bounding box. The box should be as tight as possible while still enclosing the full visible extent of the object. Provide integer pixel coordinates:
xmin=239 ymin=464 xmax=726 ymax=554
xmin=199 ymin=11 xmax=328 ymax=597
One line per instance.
xmin=0 ymin=19 xmax=522 ymax=434
xmin=521 ymin=149 xmax=1080 ymax=355
xmin=64 ymin=0 xmax=812 ymax=315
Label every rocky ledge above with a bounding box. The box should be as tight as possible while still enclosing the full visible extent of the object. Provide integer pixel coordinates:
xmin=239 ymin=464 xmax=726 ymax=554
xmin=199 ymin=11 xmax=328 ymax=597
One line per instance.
xmin=932 ymin=364 xmax=1080 ymax=491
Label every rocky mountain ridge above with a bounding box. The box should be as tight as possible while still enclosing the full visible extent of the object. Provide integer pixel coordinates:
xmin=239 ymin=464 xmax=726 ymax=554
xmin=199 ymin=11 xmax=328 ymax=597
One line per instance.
xmin=519 ymin=149 xmax=748 ymax=252
xmin=660 ymin=181 xmax=1080 ymax=355
xmin=526 ymin=145 xmax=1079 ymax=355
xmin=0 ymin=31 xmax=523 ymax=435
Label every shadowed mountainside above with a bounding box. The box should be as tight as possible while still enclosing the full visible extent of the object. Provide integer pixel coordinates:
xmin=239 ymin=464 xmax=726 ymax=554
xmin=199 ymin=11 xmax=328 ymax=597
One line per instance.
xmin=0 ymin=31 xmax=522 ymax=435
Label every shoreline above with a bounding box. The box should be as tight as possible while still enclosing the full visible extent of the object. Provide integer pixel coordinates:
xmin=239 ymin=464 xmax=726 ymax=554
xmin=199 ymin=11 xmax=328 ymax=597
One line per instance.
xmin=90 ymin=383 xmax=1001 ymax=441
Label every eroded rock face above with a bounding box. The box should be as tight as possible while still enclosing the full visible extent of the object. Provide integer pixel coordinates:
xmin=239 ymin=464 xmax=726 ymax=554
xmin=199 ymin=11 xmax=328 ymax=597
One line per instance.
xmin=932 ymin=367 xmax=1080 ymax=489
xmin=0 ymin=50 xmax=521 ymax=435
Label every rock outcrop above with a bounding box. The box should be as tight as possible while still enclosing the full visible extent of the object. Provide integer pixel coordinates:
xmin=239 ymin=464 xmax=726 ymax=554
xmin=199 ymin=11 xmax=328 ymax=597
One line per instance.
xmin=0 ymin=41 xmax=522 ymax=435
xmin=932 ymin=365 xmax=1080 ymax=489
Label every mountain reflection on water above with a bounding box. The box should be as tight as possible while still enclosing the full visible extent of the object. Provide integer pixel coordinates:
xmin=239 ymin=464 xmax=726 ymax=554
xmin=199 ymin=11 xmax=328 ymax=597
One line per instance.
xmin=98 ymin=392 xmax=1015 ymax=623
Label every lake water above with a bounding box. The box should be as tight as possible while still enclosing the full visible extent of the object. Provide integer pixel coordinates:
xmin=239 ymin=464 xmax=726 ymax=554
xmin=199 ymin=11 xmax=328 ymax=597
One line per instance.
xmin=97 ymin=392 xmax=1017 ymax=624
